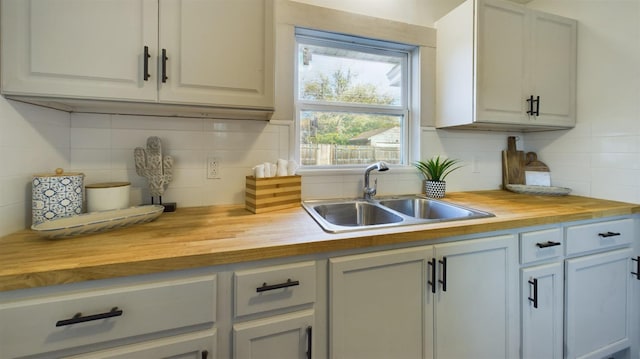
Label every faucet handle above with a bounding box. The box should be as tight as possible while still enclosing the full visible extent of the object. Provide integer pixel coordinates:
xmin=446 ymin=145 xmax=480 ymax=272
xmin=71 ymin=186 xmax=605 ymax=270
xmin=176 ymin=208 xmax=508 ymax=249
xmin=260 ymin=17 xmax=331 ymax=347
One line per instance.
xmin=365 ymin=178 xmax=378 ymax=197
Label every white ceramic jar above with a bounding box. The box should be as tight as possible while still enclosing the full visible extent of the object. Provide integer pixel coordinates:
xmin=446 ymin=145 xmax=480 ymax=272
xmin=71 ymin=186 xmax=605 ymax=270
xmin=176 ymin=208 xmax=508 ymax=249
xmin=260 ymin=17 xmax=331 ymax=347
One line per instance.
xmin=85 ymin=182 xmax=131 ymax=212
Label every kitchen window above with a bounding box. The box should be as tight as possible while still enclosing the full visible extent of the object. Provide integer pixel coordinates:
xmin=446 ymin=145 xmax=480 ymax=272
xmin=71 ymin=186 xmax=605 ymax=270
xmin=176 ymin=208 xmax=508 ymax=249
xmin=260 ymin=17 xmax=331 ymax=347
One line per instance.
xmin=295 ymin=28 xmax=414 ymax=168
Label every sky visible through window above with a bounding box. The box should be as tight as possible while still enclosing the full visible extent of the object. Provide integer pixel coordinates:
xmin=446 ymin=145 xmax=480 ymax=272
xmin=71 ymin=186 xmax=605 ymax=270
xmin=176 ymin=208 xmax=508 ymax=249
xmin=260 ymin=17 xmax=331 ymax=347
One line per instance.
xmin=298 ymin=44 xmax=402 ymax=106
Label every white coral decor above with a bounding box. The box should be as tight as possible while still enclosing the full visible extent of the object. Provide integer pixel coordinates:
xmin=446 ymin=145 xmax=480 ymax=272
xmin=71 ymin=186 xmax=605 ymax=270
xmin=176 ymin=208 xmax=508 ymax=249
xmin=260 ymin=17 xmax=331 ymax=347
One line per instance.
xmin=134 ymin=136 xmax=174 ymax=199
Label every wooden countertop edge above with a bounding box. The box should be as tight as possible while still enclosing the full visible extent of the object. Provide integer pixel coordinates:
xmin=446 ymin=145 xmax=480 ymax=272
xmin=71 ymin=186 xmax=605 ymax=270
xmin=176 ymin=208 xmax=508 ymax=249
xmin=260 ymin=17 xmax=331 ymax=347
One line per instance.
xmin=1 ymin=199 xmax=637 ymax=292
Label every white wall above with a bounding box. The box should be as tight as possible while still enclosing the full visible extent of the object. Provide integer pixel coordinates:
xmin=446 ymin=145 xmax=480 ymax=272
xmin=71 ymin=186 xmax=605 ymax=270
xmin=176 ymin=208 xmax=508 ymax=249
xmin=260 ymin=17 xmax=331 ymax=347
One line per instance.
xmin=0 ymin=100 xmax=70 ymax=235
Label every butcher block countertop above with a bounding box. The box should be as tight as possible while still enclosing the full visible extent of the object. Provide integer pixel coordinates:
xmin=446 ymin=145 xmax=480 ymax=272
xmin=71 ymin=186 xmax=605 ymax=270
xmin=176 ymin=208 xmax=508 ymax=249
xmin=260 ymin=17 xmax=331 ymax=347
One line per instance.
xmin=1 ymin=190 xmax=639 ymax=292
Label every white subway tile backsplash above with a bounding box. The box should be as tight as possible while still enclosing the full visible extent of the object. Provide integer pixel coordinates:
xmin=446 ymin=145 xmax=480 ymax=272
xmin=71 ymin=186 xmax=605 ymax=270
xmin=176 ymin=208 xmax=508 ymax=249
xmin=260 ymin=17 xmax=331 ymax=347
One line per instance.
xmin=71 ymin=113 xmax=111 ymax=128
xmin=591 ymin=153 xmax=640 ymax=170
xmin=70 ymin=128 xmax=111 ymax=149
xmin=111 ymin=115 xmax=204 ymax=131
xmin=591 ymin=136 xmax=639 ymax=153
xmin=169 ymin=150 xmax=204 ymax=169
xmin=70 ymin=149 xmax=111 ymax=170
xmin=171 ymin=168 xmax=205 ymax=188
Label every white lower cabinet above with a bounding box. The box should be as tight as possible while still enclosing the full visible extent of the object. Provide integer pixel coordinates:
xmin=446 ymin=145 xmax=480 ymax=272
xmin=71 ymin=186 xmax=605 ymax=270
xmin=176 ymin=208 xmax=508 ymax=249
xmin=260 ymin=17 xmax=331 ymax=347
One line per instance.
xmin=519 ymin=227 xmax=564 ymax=359
xmin=68 ymin=330 xmax=217 ymax=359
xmin=0 ymin=273 xmax=217 ymax=358
xmin=519 ymin=218 xmax=638 ymax=359
xmin=233 ymin=310 xmax=314 ymax=359
xmin=232 ymin=261 xmax=317 ymax=359
xmin=521 ymin=262 xmax=564 ymax=359
xmin=330 ymin=246 xmax=433 ymax=359
xmin=565 ymin=248 xmax=633 ymax=359
xmin=433 ymin=235 xmax=519 ymax=359
xmin=330 ymin=234 xmax=518 ymax=359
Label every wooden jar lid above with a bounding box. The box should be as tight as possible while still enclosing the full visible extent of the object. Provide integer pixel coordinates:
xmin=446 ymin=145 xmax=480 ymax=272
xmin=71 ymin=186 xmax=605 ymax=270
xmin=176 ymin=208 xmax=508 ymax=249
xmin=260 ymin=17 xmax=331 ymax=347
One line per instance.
xmin=85 ymin=182 xmax=131 ymax=189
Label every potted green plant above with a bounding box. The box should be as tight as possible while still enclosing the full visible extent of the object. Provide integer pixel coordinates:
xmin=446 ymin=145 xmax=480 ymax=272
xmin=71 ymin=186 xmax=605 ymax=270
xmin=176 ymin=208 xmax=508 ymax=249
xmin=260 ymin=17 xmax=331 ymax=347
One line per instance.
xmin=413 ymin=156 xmax=463 ymax=198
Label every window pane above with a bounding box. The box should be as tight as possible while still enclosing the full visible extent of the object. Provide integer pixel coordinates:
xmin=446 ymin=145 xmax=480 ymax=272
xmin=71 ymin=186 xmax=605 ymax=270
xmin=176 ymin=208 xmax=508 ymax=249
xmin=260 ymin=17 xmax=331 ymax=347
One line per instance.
xmin=298 ymin=43 xmax=403 ymax=106
xmin=300 ymin=110 xmax=402 ymax=166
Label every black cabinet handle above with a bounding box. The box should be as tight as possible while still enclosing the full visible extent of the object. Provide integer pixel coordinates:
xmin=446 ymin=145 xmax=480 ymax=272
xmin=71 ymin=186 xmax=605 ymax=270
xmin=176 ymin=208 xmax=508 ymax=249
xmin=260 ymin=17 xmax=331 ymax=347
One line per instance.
xmin=143 ymin=46 xmax=151 ymax=81
xmin=161 ymin=48 xmax=168 ymax=83
xmin=428 ymin=258 xmax=437 ymax=293
xmin=528 ymin=278 xmax=538 ymax=308
xmin=536 ymin=241 xmax=561 ymax=248
xmin=438 ymin=257 xmax=447 ymax=292
xmin=56 ymin=307 xmax=123 ymax=327
xmin=526 ymin=95 xmax=540 ymax=116
xmin=256 ymin=278 xmax=300 ymax=293
xmin=202 ymin=350 xmax=208 ymax=359
xmin=598 ymin=231 xmax=621 ymax=238
xmin=632 ymin=257 xmax=640 ymax=280
xmin=306 ymin=326 xmax=312 ymax=359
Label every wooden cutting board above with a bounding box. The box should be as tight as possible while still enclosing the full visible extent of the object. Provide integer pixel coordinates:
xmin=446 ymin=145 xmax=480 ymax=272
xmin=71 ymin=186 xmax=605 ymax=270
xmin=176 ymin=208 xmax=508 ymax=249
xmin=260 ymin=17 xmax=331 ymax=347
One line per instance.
xmin=524 ymin=152 xmax=551 ymax=186
xmin=502 ymin=136 xmax=525 ymax=186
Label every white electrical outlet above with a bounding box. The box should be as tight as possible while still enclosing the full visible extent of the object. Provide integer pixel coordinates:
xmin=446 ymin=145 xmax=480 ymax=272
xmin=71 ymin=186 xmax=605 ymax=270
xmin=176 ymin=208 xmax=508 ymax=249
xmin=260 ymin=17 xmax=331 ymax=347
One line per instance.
xmin=207 ymin=157 xmax=220 ymax=179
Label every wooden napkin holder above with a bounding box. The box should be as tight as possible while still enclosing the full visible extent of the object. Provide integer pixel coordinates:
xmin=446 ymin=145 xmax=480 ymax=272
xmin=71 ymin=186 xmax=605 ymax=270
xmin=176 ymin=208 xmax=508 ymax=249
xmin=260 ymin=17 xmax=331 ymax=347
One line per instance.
xmin=245 ymin=175 xmax=302 ymax=214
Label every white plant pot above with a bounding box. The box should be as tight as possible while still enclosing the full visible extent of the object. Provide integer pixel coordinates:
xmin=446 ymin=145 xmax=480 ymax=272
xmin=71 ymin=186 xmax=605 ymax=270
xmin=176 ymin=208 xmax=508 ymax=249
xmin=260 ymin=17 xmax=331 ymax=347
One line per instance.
xmin=425 ymin=180 xmax=446 ymax=199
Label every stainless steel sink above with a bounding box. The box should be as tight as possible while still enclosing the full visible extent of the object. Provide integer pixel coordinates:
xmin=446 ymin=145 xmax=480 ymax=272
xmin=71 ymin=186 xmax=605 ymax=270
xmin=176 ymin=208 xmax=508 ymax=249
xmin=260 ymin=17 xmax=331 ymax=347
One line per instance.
xmin=302 ymin=195 xmax=494 ymax=233
xmin=313 ymin=201 xmax=403 ymax=227
xmin=378 ymin=197 xmax=483 ymax=220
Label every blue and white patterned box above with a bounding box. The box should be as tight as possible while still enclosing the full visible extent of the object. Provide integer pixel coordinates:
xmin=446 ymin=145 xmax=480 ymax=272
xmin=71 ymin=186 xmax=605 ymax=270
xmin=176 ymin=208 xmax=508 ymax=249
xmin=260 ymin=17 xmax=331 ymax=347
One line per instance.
xmin=32 ymin=170 xmax=84 ymax=225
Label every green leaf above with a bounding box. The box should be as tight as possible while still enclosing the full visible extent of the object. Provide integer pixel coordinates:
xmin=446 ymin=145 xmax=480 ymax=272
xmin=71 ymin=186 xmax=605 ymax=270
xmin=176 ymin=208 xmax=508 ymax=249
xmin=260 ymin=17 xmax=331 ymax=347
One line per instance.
xmin=413 ymin=156 xmax=463 ymax=181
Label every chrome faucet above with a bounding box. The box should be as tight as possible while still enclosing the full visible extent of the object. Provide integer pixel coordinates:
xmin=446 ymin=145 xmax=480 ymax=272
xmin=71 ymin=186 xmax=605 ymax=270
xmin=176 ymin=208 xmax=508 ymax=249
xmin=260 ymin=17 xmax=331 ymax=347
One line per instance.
xmin=363 ymin=161 xmax=389 ymax=200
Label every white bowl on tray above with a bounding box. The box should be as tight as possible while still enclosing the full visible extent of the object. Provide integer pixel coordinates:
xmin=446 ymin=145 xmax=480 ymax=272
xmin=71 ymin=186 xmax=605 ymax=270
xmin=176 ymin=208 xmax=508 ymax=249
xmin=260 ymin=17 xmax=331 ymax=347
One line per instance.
xmin=31 ymin=205 xmax=164 ymax=239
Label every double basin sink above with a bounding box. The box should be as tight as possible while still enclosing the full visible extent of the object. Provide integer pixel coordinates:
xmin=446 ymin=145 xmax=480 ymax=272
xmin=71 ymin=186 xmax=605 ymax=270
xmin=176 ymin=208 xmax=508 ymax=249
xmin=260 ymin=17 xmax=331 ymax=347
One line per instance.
xmin=302 ymin=195 xmax=494 ymax=233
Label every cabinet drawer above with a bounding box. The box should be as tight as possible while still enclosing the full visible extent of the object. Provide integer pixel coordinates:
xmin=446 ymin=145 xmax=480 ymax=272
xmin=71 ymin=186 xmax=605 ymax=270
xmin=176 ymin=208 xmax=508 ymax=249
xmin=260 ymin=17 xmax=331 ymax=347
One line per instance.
xmin=0 ymin=274 xmax=216 ymax=358
xmin=565 ymin=218 xmax=633 ymax=256
xmin=520 ymin=227 xmax=564 ymax=265
xmin=235 ymin=261 xmax=316 ymax=317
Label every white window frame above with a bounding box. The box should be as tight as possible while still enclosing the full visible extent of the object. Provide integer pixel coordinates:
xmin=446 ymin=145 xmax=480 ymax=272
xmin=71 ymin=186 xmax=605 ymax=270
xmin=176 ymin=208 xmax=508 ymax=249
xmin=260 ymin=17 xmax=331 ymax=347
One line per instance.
xmin=272 ymin=1 xmax=437 ymax=177
xmin=294 ymin=28 xmax=415 ymax=171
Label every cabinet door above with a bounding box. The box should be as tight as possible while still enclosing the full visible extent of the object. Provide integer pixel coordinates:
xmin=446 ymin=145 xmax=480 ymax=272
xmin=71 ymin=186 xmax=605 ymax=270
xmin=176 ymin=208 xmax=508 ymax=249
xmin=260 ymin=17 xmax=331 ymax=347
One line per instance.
xmin=69 ymin=330 xmax=216 ymax=359
xmin=529 ymin=10 xmax=577 ymax=127
xmin=521 ymin=262 xmax=564 ymax=359
xmin=233 ymin=310 xmax=313 ymax=359
xmin=1 ymin=0 xmax=158 ymax=101
xmin=475 ymin=0 xmax=528 ymax=124
xmin=159 ymin=0 xmax=274 ymax=108
xmin=434 ymin=234 xmax=518 ymax=359
xmin=330 ymin=246 xmax=433 ymax=359
xmin=565 ymin=248 xmax=633 ymax=359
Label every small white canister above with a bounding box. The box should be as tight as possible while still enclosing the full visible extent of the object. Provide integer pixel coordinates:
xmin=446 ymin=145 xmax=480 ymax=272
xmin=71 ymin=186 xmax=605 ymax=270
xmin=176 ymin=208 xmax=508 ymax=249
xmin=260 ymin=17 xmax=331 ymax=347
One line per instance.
xmin=32 ymin=168 xmax=84 ymax=225
xmin=85 ymin=182 xmax=131 ymax=212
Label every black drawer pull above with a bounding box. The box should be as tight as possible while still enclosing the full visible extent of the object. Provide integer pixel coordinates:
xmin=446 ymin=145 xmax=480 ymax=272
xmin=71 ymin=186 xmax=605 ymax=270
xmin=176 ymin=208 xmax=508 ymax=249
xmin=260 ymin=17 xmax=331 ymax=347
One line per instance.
xmin=536 ymin=241 xmax=561 ymax=248
xmin=256 ymin=278 xmax=300 ymax=293
xmin=56 ymin=307 xmax=123 ymax=327
xmin=528 ymin=278 xmax=538 ymax=308
xmin=632 ymin=257 xmax=640 ymax=280
xmin=598 ymin=231 xmax=621 ymax=238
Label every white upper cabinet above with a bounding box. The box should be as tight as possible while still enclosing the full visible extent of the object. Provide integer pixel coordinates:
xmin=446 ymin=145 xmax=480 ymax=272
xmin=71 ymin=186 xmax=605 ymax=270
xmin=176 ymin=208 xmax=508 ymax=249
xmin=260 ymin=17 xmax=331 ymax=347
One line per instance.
xmin=435 ymin=0 xmax=577 ymax=131
xmin=1 ymin=0 xmax=274 ymax=119
xmin=159 ymin=0 xmax=274 ymax=108
xmin=1 ymin=0 xmax=159 ymax=102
